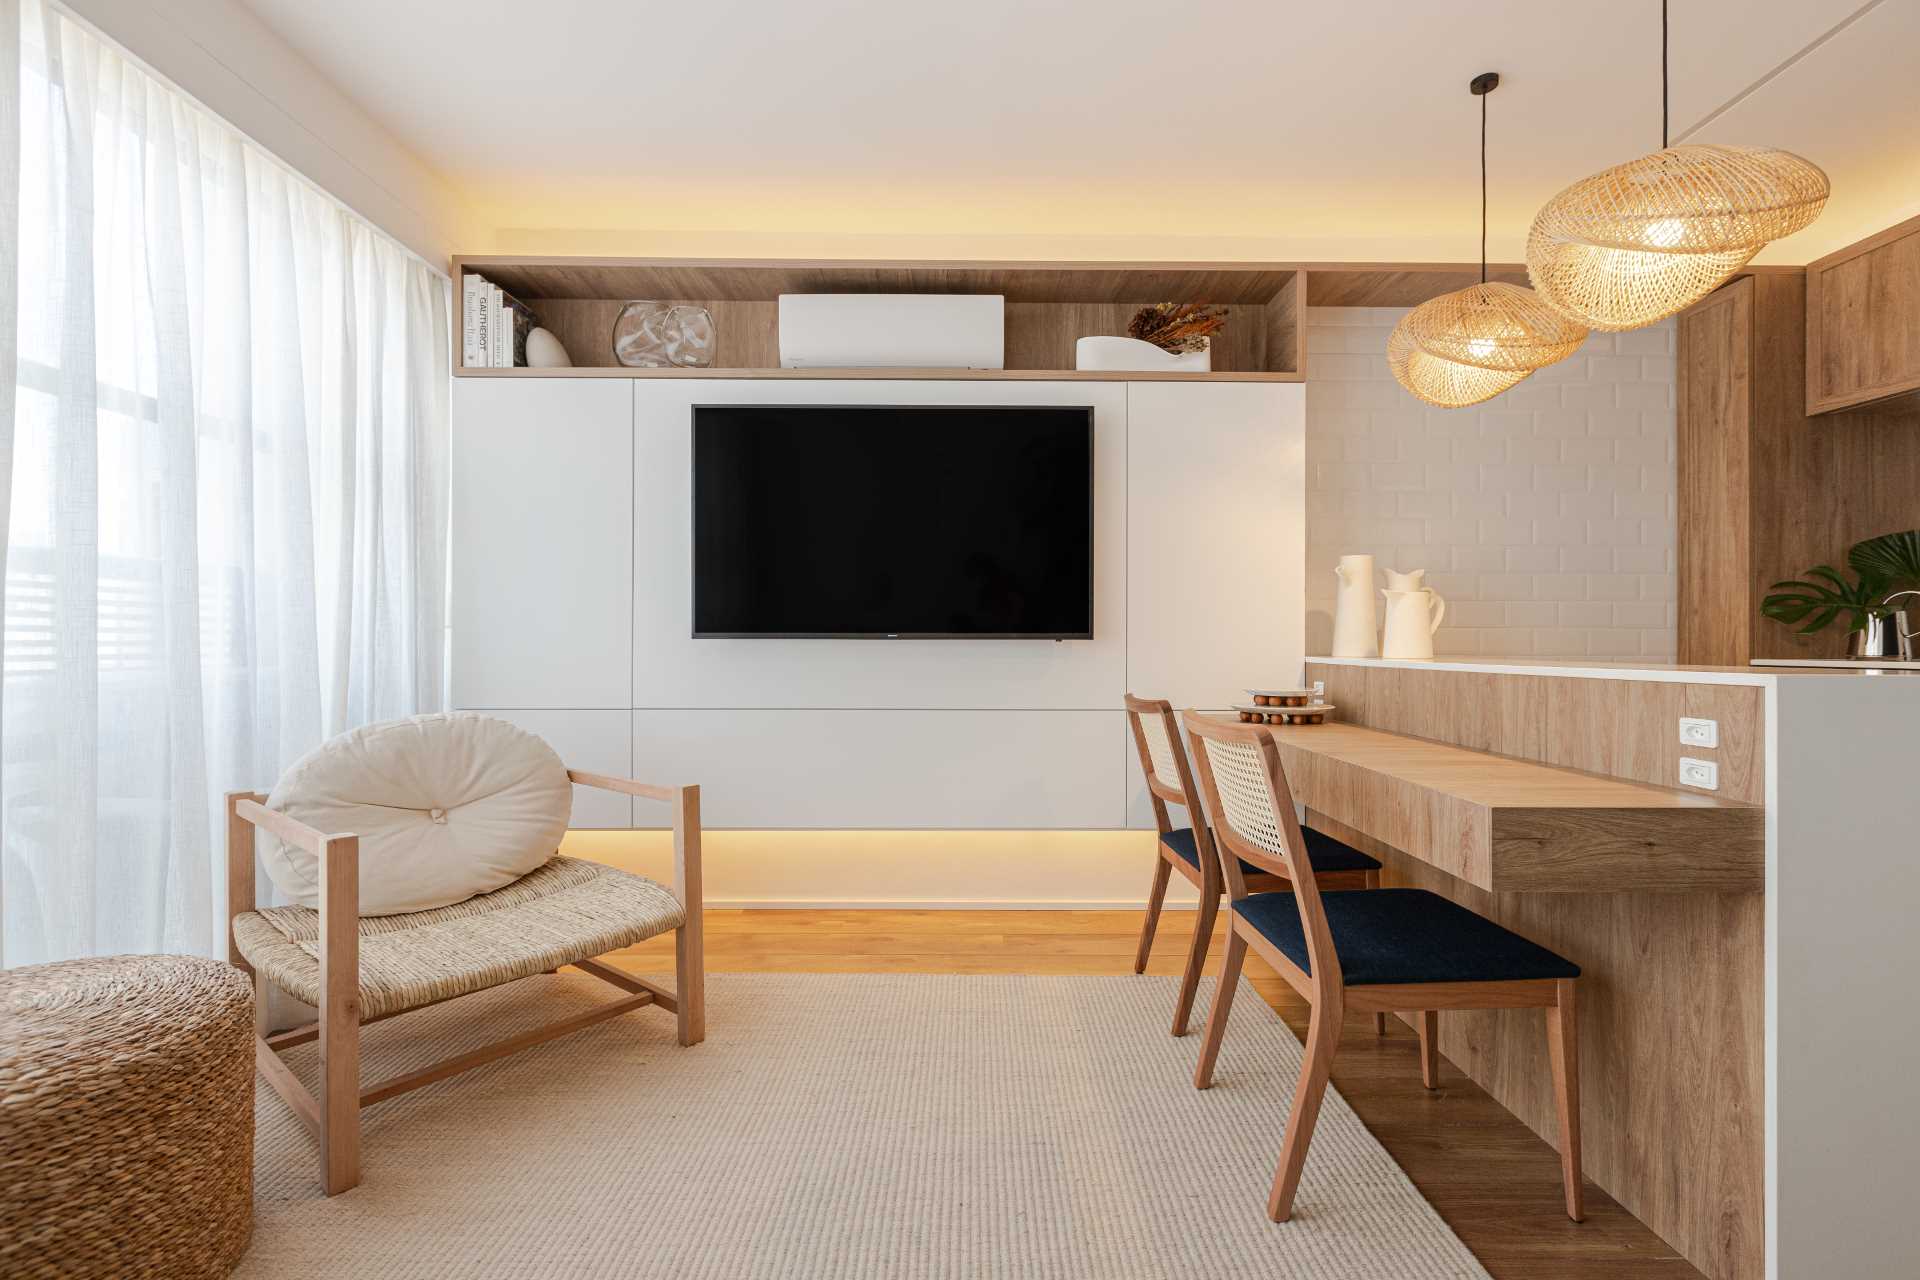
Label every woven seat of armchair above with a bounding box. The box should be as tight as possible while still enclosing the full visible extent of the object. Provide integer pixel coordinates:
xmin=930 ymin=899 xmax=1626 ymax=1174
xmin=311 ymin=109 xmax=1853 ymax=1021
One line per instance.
xmin=232 ymin=856 xmax=684 ymax=1020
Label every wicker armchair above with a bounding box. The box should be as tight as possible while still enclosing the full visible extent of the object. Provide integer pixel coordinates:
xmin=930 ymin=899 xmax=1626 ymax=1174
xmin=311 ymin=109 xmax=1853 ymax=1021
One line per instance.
xmin=227 ymin=720 xmax=703 ymax=1197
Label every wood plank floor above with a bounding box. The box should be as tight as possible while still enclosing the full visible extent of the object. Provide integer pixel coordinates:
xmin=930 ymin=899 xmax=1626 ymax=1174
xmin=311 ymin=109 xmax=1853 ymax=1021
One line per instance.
xmin=611 ymin=909 xmax=1706 ymax=1280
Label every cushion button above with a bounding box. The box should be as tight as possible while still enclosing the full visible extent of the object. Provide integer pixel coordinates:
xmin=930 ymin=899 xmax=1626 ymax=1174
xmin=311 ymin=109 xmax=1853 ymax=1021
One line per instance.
xmin=429 ymin=807 xmax=448 ymax=824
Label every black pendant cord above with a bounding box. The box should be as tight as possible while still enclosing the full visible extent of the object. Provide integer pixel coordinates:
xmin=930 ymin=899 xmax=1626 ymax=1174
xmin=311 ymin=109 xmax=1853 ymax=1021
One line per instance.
xmin=1470 ymin=72 xmax=1499 ymax=283
xmin=1480 ymin=87 xmax=1488 ymax=283
xmin=1662 ymin=0 xmax=1670 ymax=148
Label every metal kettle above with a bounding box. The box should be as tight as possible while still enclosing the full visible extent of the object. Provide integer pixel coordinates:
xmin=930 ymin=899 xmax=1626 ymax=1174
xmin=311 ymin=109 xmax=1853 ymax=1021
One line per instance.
xmin=1849 ymin=590 xmax=1920 ymax=661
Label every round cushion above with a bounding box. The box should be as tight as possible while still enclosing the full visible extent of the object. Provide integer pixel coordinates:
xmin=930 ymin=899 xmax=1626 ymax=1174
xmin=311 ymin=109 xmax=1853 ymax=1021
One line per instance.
xmin=0 ymin=956 xmax=254 ymax=1279
xmin=259 ymin=712 xmax=573 ymax=916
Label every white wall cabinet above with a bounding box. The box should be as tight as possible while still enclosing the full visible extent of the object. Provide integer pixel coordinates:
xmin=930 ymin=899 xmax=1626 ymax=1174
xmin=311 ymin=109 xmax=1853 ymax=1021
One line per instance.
xmin=631 ymin=709 xmax=1124 ymax=829
xmin=483 ymin=709 xmax=634 ymax=829
xmin=453 ymin=377 xmax=1305 ymax=837
xmin=451 ymin=378 xmax=634 ymax=710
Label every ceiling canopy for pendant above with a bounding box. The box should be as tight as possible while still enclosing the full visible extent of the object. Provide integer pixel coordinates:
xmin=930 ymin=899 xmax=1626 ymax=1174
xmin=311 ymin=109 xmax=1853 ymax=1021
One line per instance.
xmin=1526 ymin=7 xmax=1828 ymax=330
xmin=1386 ymin=71 xmax=1585 ymax=409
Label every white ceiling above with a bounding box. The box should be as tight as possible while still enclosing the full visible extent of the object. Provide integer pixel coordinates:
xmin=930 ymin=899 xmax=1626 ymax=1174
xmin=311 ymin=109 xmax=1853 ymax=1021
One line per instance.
xmin=240 ymin=0 xmax=1918 ymax=263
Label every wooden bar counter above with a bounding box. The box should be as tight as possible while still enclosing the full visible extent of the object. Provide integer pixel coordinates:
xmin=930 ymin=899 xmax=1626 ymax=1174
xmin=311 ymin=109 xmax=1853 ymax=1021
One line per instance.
xmin=1198 ymin=716 xmax=1762 ymax=893
xmin=1276 ymin=657 xmax=1920 ymax=1280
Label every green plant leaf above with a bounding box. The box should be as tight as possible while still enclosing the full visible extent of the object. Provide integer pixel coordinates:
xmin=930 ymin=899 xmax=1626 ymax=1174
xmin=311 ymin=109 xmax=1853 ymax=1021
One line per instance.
xmin=1849 ymin=530 xmax=1920 ymax=591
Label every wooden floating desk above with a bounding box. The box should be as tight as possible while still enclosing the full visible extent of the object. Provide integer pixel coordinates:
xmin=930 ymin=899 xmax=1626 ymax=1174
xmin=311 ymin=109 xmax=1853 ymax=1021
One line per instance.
xmin=1197 ymin=715 xmax=1763 ymax=893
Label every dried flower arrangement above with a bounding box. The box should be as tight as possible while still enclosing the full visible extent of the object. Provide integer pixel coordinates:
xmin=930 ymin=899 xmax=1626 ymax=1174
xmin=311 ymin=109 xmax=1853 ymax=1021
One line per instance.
xmin=1128 ymin=302 xmax=1229 ymax=354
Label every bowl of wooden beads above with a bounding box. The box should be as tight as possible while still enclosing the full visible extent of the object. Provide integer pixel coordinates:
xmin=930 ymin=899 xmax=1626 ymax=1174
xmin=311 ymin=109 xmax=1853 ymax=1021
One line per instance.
xmin=1235 ymin=703 xmax=1336 ymax=726
xmin=1246 ymin=688 xmax=1317 ymax=709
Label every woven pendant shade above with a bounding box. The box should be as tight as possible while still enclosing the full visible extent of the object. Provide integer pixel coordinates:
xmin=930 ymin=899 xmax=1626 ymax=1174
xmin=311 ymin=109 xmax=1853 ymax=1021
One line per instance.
xmin=1401 ymin=281 xmax=1589 ymax=373
xmin=1527 ymin=144 xmax=1828 ymax=329
xmin=1387 ymin=316 xmax=1530 ymax=409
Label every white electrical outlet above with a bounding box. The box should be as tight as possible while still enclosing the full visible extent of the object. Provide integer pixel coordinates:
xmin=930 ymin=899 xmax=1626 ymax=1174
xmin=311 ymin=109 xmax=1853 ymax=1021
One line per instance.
xmin=1679 ymin=717 xmax=1719 ymax=749
xmin=1312 ymin=680 xmax=1325 ymax=699
xmin=1679 ymin=757 xmax=1719 ymax=791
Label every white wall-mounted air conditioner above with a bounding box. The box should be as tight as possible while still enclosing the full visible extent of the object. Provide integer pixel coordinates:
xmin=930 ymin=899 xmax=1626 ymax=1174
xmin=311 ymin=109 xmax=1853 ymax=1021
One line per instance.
xmin=777 ymin=294 xmax=1005 ymax=369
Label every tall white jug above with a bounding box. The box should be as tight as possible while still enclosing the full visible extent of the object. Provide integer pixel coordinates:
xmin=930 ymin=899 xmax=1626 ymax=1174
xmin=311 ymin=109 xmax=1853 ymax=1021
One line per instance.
xmin=1331 ymin=555 xmax=1378 ymax=657
xmin=1381 ymin=586 xmax=1447 ymax=661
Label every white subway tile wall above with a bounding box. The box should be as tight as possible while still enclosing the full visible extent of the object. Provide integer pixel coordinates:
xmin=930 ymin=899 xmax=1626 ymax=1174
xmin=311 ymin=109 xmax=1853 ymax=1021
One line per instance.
xmin=1305 ymin=307 xmax=1677 ymax=660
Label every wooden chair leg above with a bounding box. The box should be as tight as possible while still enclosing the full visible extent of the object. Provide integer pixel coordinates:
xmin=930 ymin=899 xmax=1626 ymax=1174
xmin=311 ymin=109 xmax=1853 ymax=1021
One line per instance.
xmin=1267 ymin=992 xmax=1344 ymax=1222
xmin=1417 ymin=1009 xmax=1439 ymax=1090
xmin=318 ymin=835 xmax=362 ymax=1196
xmin=1363 ymin=870 xmax=1384 ymax=1036
xmin=1170 ymin=887 xmax=1217 ymax=1037
xmin=1193 ymin=927 xmax=1246 ymax=1089
xmin=1547 ymin=978 xmax=1585 ymax=1222
xmin=673 ymin=786 xmax=705 ymax=1047
xmin=1134 ymin=855 xmax=1173 ymax=974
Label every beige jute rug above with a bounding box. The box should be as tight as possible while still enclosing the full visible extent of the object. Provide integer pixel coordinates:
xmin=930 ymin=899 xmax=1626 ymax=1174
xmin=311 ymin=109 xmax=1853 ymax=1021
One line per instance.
xmin=239 ymin=972 xmax=1489 ymax=1279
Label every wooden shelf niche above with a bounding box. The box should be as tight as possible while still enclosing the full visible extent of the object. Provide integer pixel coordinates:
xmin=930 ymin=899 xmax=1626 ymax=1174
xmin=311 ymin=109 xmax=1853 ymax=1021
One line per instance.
xmin=452 ymin=256 xmax=1305 ymax=382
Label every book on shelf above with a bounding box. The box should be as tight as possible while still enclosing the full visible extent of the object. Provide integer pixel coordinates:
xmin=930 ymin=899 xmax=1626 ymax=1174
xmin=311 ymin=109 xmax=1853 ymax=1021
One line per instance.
xmin=462 ymin=272 xmax=537 ymax=369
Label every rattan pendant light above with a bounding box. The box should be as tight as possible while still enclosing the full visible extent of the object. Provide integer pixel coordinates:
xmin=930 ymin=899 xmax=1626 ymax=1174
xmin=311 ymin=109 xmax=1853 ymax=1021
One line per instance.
xmin=1387 ymin=318 xmax=1530 ymax=408
xmin=1387 ymin=73 xmax=1585 ymax=408
xmin=1527 ymin=1 xmax=1828 ymax=330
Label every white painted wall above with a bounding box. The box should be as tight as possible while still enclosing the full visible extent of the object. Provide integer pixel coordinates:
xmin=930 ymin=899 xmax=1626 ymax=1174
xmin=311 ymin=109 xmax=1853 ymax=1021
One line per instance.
xmin=60 ymin=0 xmax=475 ymax=265
xmin=1304 ymin=306 xmax=1678 ymax=661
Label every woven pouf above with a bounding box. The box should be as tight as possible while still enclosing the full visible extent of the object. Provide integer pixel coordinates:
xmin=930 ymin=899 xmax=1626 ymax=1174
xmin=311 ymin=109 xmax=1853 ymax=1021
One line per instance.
xmin=1 ymin=955 xmax=255 ymax=1279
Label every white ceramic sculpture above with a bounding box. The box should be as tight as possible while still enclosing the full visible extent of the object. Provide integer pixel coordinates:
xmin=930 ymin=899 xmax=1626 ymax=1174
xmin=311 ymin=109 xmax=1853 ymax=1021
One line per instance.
xmin=525 ymin=327 xmax=572 ymax=368
xmin=1074 ymin=335 xmax=1211 ymax=372
xmin=1331 ymin=554 xmax=1379 ymax=657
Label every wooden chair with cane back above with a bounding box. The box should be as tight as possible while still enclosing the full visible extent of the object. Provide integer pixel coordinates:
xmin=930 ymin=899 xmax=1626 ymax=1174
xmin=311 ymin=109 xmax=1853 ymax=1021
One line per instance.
xmin=1124 ymin=694 xmax=1380 ymax=1037
xmin=1180 ymin=711 xmax=1585 ymax=1223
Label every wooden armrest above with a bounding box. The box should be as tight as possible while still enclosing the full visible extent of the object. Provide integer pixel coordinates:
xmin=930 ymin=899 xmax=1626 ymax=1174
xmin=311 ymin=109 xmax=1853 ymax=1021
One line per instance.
xmin=233 ymin=796 xmax=343 ymax=858
xmin=566 ymin=770 xmax=686 ymax=805
xmin=564 ymin=772 xmax=702 ymax=917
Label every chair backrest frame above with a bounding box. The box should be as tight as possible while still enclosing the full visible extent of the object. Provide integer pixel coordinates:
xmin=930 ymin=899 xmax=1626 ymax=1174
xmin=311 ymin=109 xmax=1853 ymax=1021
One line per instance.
xmin=1181 ymin=710 xmax=1344 ymax=999
xmin=1124 ymin=693 xmax=1224 ymax=894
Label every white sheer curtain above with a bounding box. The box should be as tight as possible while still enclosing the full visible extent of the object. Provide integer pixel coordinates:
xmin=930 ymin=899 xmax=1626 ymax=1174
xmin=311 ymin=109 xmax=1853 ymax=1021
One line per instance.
xmin=1 ymin=0 xmax=450 ymax=967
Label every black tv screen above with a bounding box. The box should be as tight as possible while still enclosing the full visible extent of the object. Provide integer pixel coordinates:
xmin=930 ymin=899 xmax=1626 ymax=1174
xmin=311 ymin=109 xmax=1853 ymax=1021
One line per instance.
xmin=692 ymin=404 xmax=1094 ymax=638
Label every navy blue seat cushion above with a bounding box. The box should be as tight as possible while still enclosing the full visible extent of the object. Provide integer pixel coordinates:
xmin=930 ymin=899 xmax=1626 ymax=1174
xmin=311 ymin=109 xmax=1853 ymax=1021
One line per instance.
xmin=1159 ymin=826 xmax=1379 ymax=879
xmin=1233 ymin=888 xmax=1580 ymax=986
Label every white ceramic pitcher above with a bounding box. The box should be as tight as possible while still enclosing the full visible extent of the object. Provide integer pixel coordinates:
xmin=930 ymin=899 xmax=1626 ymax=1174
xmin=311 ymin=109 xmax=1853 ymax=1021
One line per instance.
xmin=1381 ymin=579 xmax=1446 ymax=661
xmin=1331 ymin=555 xmax=1378 ymax=657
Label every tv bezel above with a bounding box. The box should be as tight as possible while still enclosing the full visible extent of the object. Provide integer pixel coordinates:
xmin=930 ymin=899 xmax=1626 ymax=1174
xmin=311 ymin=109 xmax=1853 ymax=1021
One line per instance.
xmin=689 ymin=403 xmax=1096 ymax=640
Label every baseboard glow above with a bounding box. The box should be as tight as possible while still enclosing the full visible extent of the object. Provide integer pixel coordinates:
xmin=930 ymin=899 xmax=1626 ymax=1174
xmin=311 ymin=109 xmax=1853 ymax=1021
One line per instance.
xmin=557 ymin=828 xmax=1202 ymax=909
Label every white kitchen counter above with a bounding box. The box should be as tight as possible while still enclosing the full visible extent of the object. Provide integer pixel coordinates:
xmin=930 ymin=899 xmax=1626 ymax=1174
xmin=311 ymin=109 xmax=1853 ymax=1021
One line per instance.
xmin=1308 ymin=654 xmax=1920 ymax=686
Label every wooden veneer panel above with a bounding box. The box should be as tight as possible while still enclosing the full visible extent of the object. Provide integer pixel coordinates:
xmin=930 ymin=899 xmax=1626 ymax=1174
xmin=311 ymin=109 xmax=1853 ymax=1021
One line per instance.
xmin=1303 ymin=662 xmax=1764 ymax=1280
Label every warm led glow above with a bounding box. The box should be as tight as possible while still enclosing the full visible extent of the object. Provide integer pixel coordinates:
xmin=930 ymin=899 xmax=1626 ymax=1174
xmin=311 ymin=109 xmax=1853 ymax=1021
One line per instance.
xmin=1644 ymin=217 xmax=1686 ymax=249
xmin=558 ymin=828 xmax=1168 ymax=908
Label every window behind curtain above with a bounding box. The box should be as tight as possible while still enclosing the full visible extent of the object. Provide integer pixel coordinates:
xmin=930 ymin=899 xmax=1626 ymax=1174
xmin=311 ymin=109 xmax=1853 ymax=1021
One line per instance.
xmin=1 ymin=0 xmax=451 ymax=966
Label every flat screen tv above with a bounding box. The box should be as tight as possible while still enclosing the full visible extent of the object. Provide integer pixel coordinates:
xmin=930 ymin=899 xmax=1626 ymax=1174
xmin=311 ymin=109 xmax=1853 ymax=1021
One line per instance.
xmin=692 ymin=404 xmax=1094 ymax=638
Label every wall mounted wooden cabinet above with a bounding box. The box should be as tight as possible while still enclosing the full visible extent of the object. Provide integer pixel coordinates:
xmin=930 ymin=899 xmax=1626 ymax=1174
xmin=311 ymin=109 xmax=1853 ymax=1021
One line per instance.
xmin=1805 ymin=212 xmax=1920 ymax=415
xmin=1678 ymin=269 xmax=1920 ymax=664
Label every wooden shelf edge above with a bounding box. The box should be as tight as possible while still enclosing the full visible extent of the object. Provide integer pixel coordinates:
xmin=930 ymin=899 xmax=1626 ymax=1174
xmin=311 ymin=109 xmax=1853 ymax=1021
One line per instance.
xmin=451 ymin=366 xmax=1305 ymax=383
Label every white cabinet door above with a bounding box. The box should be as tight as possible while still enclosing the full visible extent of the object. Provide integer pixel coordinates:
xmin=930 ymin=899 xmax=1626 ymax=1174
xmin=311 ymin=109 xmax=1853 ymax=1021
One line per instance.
xmin=630 ymin=709 xmax=1125 ymax=829
xmin=452 ymin=378 xmax=633 ymax=710
xmin=484 ymin=709 xmax=633 ymax=829
xmin=1125 ymin=382 xmax=1305 ymax=709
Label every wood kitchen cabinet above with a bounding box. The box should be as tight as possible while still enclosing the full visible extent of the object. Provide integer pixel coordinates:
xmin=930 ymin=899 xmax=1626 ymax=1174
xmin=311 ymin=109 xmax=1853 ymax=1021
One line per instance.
xmin=1806 ymin=212 xmax=1920 ymax=415
xmin=1676 ymin=269 xmax=1920 ymax=664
